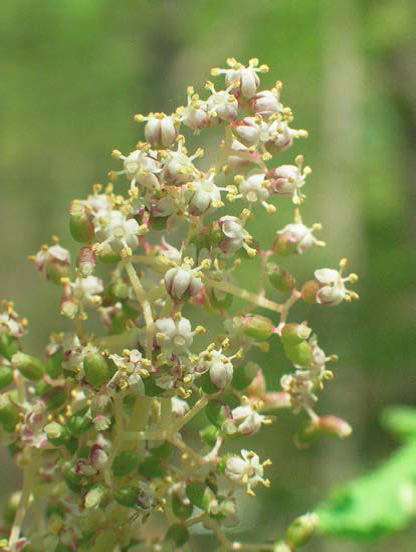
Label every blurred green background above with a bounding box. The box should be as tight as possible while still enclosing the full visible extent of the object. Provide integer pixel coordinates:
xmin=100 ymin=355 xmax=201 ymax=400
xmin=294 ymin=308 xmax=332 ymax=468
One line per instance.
xmin=1 ymin=0 xmax=416 ymax=550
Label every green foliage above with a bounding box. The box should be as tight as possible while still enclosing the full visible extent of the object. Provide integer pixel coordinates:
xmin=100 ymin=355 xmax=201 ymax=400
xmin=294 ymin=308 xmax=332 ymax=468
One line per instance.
xmin=318 ymin=407 xmax=416 ymax=540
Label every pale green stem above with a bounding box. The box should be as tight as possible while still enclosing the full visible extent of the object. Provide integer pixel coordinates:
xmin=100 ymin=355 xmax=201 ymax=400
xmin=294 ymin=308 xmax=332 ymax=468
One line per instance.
xmin=125 ymin=262 xmax=155 ymax=360
xmin=9 ymin=456 xmax=34 ymax=546
xmin=204 ymin=276 xmax=283 ymax=314
xmin=171 ymin=394 xmax=209 ymax=434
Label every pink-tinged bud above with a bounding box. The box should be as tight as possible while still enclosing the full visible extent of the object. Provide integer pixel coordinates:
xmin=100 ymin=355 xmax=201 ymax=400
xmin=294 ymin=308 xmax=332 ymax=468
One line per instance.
xmin=251 ymin=89 xmax=282 ymax=118
xmin=142 ymin=113 xmax=178 ymax=147
xmin=217 ymin=216 xmax=250 ymax=256
xmin=89 ymin=444 xmax=109 ymax=470
xmin=315 ymin=416 xmax=352 ymax=438
xmin=164 ymin=264 xmax=202 ymax=301
xmin=78 ymin=246 xmax=96 ymax=277
xmin=273 ymin=223 xmax=315 ymax=255
xmin=262 ymin=392 xmax=292 ymax=411
xmin=267 ymin=263 xmax=296 ymax=293
xmin=241 ymin=314 xmax=274 ymax=340
xmin=301 ymin=280 xmax=319 ymax=304
xmin=246 ymin=369 xmax=267 ymax=398
xmin=265 ymin=121 xmax=307 ymax=155
xmin=206 ymin=84 xmax=239 ymax=122
xmin=226 ymin=405 xmax=265 ymax=436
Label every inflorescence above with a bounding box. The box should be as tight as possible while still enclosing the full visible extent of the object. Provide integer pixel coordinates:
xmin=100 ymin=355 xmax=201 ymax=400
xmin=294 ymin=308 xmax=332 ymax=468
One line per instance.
xmin=0 ymin=57 xmax=358 ymax=552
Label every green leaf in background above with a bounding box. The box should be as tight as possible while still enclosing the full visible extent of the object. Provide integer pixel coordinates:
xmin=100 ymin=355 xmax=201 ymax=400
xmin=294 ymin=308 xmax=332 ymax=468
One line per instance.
xmin=317 ymin=407 xmax=416 ymax=540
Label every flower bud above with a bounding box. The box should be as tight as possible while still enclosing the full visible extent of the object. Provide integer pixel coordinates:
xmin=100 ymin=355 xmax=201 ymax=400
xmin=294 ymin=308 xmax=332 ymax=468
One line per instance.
xmin=186 ymin=481 xmax=212 ymax=510
xmin=252 ymin=89 xmax=282 ymax=118
xmin=226 ymin=405 xmax=265 ymax=436
xmin=12 ymin=352 xmax=45 ymax=381
xmin=0 ymin=333 xmax=19 ymax=361
xmin=35 ymin=244 xmax=71 ymax=284
xmin=185 ymin=175 xmax=222 ymax=216
xmin=69 ymin=201 xmax=95 ymax=243
xmin=200 ymin=424 xmax=220 ymax=447
xmin=66 ymin=413 xmax=92 ymax=437
xmin=306 ymin=416 xmax=352 ymax=440
xmin=272 ymin=223 xmax=316 ymax=255
xmin=172 ymin=491 xmax=193 ymax=520
xmin=283 ymin=341 xmax=313 ymax=367
xmin=241 ymin=314 xmax=274 ymax=340
xmin=267 ymin=263 xmax=296 ymax=293
xmin=83 ymin=353 xmax=111 ymax=387
xmin=78 ymin=247 xmax=96 ymax=277
xmin=115 ymin=486 xmax=140 ymax=508
xmin=0 ymin=394 xmax=19 ymax=432
xmin=234 ymin=117 xmax=261 ymax=147
xmin=143 ymin=113 xmax=178 ymax=147
xmin=46 ymin=349 xmax=64 ymax=378
xmin=138 ymin=457 xmax=165 ymax=479
xmin=285 ymin=513 xmax=319 ymax=548
xmin=112 ymin=450 xmax=139 ymax=477
xmin=206 ymin=400 xmax=228 ymax=428
xmin=42 ymin=385 xmax=67 ymax=411
xmin=165 ymin=523 xmax=189 ymax=547
xmin=232 ymin=361 xmax=258 ymax=391
xmin=85 ymin=484 xmax=107 ymax=509
xmin=301 ymin=280 xmax=319 ymax=304
xmin=44 ymin=421 xmax=69 ymax=446
xmin=164 ymin=265 xmax=201 ymax=301
xmin=0 ymin=365 xmax=13 ymax=389
xmin=281 ymin=323 xmax=312 ymax=346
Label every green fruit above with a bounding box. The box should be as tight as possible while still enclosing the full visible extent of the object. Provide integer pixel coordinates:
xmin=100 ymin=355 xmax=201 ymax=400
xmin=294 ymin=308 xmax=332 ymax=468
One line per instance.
xmin=46 ymin=350 xmax=64 ymax=378
xmin=0 ymin=394 xmax=19 ymax=432
xmin=165 ymin=523 xmax=189 ymax=547
xmin=0 ymin=334 xmax=19 ymax=361
xmin=114 ymin=486 xmax=139 ymax=508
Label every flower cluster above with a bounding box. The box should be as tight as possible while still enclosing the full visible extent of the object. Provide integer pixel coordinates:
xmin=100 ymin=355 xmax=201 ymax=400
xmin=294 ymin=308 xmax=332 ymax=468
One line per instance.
xmin=0 ymin=58 xmax=358 ymax=552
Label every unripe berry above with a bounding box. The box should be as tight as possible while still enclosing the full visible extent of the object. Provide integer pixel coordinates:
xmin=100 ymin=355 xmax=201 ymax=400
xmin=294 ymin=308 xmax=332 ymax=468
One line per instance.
xmin=285 ymin=513 xmax=319 ymax=548
xmin=165 ymin=523 xmax=189 ymax=547
xmin=69 ymin=201 xmax=94 ymax=243
xmin=0 ymin=365 xmax=13 ymax=389
xmin=267 ymin=263 xmax=296 ymax=293
xmin=112 ymin=451 xmax=139 ymax=477
xmin=301 ymin=280 xmax=319 ymax=304
xmin=172 ymin=492 xmax=193 ymax=520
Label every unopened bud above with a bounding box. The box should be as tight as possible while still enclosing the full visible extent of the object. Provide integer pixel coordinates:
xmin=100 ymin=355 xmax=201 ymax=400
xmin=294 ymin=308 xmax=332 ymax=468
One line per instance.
xmin=83 ymin=353 xmax=111 ymax=387
xmin=112 ymin=450 xmax=139 ymax=477
xmin=115 ymin=486 xmax=140 ymax=508
xmin=85 ymin=484 xmax=107 ymax=509
xmin=165 ymin=523 xmax=190 ymax=547
xmin=0 ymin=365 xmax=13 ymax=390
xmin=200 ymin=424 xmax=220 ymax=447
xmin=301 ymin=280 xmax=319 ymax=304
xmin=172 ymin=492 xmax=193 ymax=520
xmin=12 ymin=352 xmax=45 ymax=381
xmin=267 ymin=263 xmax=296 ymax=293
xmin=0 ymin=394 xmax=19 ymax=432
xmin=45 ymin=421 xmax=69 ymax=446
xmin=232 ymin=361 xmax=259 ymax=391
xmin=281 ymin=323 xmax=312 ymax=346
xmin=69 ymin=201 xmax=95 ymax=243
xmin=241 ymin=314 xmax=274 ymax=340
xmin=285 ymin=513 xmax=319 ymax=548
xmin=78 ymin=247 xmax=96 ymax=276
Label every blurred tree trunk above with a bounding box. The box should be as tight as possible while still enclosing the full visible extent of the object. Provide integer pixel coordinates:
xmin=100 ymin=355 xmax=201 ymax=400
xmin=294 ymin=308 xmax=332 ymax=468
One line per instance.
xmin=318 ymin=1 xmax=366 ymax=550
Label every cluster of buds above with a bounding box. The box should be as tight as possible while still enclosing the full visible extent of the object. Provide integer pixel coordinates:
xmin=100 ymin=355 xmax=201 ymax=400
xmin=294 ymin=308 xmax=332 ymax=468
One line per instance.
xmin=0 ymin=58 xmax=358 ymax=551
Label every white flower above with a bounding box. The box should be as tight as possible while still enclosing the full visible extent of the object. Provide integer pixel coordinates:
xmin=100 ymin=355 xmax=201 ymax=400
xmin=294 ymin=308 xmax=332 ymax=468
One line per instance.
xmin=185 ymin=173 xmax=222 ymax=216
xmin=233 ymin=117 xmax=262 ymax=147
xmin=108 ymin=349 xmax=146 ymax=392
xmin=155 ymin=317 xmax=194 ymax=356
xmin=164 ymin=262 xmax=202 ymax=300
xmin=237 ymin=170 xmax=270 ymax=204
xmin=218 ymin=216 xmax=255 ymax=256
xmin=198 ymin=348 xmax=233 ymax=389
xmin=140 ymin=113 xmax=178 ymax=147
xmin=122 ymin=149 xmax=161 ymax=189
xmin=274 ymin=219 xmax=324 ymax=255
xmin=211 ymin=58 xmax=268 ymax=99
xmin=172 ymin=397 xmax=190 ymax=417
xmin=225 ymin=449 xmax=270 ymax=494
xmin=225 ymin=405 xmax=266 ymax=436
xmin=95 ymin=210 xmax=140 ymax=255
xmin=177 ymin=87 xmax=209 ymax=131
xmin=267 ymin=159 xmax=311 ymax=204
xmin=265 ymin=119 xmax=307 ymax=153
xmin=251 ymin=88 xmax=283 ymax=119
xmin=161 ymin=144 xmax=200 ymax=185
xmin=159 ymin=237 xmax=182 ymax=264
xmin=205 ymin=81 xmax=238 ymax=122
xmin=72 ymin=276 xmax=103 ymax=308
